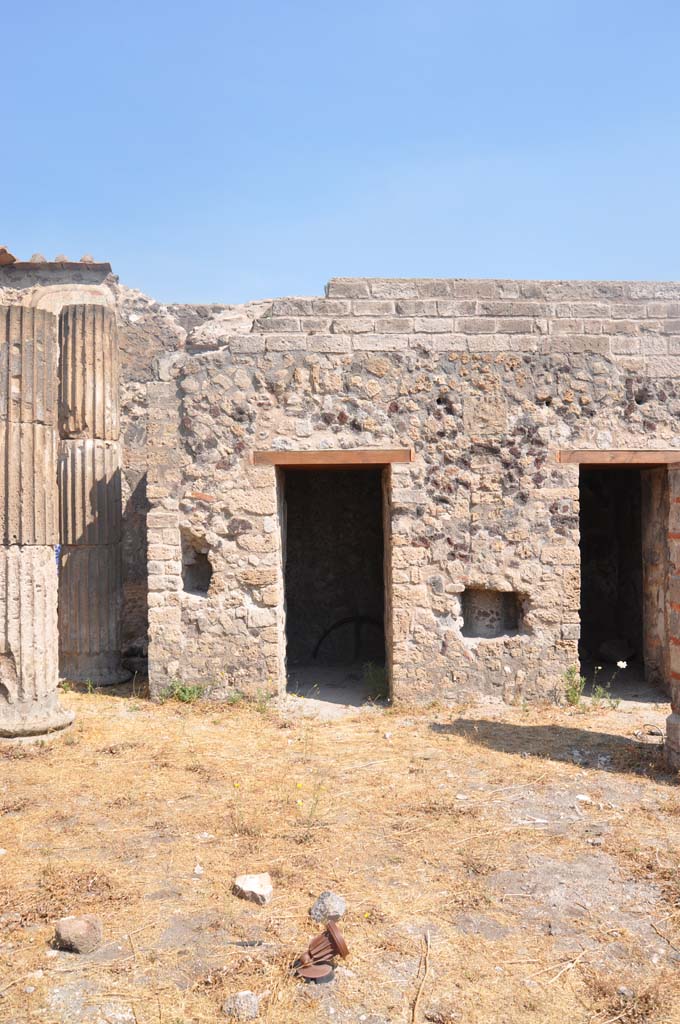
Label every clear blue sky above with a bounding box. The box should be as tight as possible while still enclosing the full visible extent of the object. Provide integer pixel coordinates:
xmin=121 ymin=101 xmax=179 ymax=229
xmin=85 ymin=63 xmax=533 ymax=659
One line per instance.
xmin=3 ymin=1 xmax=680 ymax=303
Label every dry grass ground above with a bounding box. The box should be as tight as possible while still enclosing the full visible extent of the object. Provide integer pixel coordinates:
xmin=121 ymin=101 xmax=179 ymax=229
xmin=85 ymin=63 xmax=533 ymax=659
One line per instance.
xmin=1 ymin=684 xmax=680 ymax=1024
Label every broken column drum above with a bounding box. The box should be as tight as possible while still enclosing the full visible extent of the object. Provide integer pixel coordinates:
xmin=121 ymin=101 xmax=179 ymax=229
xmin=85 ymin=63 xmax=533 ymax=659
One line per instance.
xmin=58 ymin=305 xmax=128 ymax=684
xmin=0 ymin=306 xmax=73 ymax=736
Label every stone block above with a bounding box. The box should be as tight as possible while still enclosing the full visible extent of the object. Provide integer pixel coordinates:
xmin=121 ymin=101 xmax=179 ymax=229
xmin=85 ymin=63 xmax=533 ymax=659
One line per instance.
xmin=325 ymin=279 xmax=371 ymax=298
xmin=352 ymin=334 xmax=409 ymax=352
xmin=414 ymin=317 xmax=455 ymax=333
xmin=228 ymin=335 xmax=266 ymax=353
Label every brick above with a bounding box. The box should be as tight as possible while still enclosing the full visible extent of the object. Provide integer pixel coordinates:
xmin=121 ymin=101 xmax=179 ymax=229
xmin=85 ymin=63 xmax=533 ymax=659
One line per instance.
xmin=270 ymin=298 xmax=314 ymax=315
xmin=351 ymin=334 xmax=409 ymax=351
xmin=331 ymin=317 xmax=374 ymax=334
xmin=265 ymin=335 xmax=308 ymax=351
xmin=228 ymin=335 xmax=265 ymax=353
xmin=369 ymin=279 xmax=420 ymax=299
xmin=395 ymin=299 xmax=438 ymax=316
xmin=409 ymin=333 xmax=467 ymax=351
xmin=496 ymin=318 xmax=536 ymax=334
xmin=325 ymin=278 xmax=370 ymax=298
xmin=252 ymin=317 xmax=299 ymax=333
xmin=455 ymin=317 xmax=496 ymax=334
xmin=414 ymin=317 xmax=455 ymax=333
xmin=308 ymin=334 xmax=352 ymax=353
xmin=611 ymin=337 xmax=641 ymax=355
xmin=350 ymin=300 xmax=396 ymax=315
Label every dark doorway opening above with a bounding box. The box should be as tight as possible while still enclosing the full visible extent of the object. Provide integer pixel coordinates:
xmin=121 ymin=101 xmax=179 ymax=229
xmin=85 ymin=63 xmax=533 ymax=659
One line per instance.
xmin=579 ymin=466 xmax=667 ymax=702
xmin=282 ymin=467 xmax=388 ymax=706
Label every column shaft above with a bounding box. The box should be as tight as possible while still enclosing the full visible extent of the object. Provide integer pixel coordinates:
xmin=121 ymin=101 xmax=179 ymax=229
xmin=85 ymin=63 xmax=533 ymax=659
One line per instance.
xmin=57 ymin=305 xmax=127 ymax=684
xmin=0 ymin=306 xmax=72 ymax=738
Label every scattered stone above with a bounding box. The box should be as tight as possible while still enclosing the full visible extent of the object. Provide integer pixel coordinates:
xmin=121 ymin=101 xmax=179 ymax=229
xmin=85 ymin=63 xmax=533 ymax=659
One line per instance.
xmin=193 ymin=863 xmax=204 ymax=876
xmin=232 ymin=873 xmax=273 ymax=906
xmin=29 ymin=253 xmax=47 ymax=263
xmin=222 ymin=990 xmax=260 ymax=1020
xmin=0 ymin=246 xmax=16 ymax=265
xmin=80 ymin=253 xmax=95 ymax=263
xmin=54 ymin=254 xmax=68 ymax=262
xmin=53 ymin=915 xmax=103 ymax=954
xmin=310 ymin=891 xmax=347 ymax=923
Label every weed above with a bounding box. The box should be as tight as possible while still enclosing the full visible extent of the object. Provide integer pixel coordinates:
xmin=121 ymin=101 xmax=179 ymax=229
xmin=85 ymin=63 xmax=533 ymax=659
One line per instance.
xmin=363 ymin=661 xmax=389 ymax=701
xmin=255 ymin=688 xmax=272 ymax=714
xmin=85 ymin=679 xmax=95 ymax=694
xmin=60 ymin=680 xmax=72 ymax=693
xmin=161 ymin=680 xmax=204 ymax=704
xmin=564 ymin=665 xmax=586 ymax=706
xmin=225 ymin=689 xmax=245 ymax=705
xmin=590 ymin=663 xmax=622 ymax=710
xmin=296 ymin=774 xmax=326 ymax=844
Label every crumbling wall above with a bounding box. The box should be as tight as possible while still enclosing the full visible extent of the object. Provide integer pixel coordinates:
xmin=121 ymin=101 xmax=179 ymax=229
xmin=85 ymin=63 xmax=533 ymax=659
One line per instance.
xmin=145 ymin=278 xmax=680 ymax=704
xmin=0 ymin=261 xmax=269 ymax=667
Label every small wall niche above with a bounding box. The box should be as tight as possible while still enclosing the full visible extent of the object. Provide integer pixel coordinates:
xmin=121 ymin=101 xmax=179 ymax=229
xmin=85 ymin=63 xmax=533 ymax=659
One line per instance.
xmin=181 ymin=530 xmax=213 ymax=596
xmin=462 ymin=588 xmax=522 ymax=639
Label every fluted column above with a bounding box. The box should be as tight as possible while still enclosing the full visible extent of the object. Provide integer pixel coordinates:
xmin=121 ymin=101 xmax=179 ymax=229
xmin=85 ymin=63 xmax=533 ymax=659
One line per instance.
xmin=0 ymin=306 xmax=73 ymax=737
xmin=58 ymin=305 xmax=127 ymax=684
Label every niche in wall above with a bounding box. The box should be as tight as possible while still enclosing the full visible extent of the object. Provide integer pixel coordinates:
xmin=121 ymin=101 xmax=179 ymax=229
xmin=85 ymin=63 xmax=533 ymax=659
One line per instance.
xmin=462 ymin=588 xmax=523 ymax=639
xmin=181 ymin=529 xmax=213 ymax=596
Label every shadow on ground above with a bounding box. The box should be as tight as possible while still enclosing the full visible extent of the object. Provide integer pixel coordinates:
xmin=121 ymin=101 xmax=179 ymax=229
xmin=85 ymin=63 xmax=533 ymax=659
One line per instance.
xmin=61 ymin=676 xmax=149 ymax=700
xmin=432 ymin=718 xmax=671 ymax=778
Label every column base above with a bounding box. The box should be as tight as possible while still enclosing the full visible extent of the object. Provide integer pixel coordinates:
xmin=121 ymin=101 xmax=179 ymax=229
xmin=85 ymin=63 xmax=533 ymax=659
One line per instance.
xmin=665 ymin=713 xmax=680 ymax=769
xmin=0 ymin=700 xmax=74 ymax=739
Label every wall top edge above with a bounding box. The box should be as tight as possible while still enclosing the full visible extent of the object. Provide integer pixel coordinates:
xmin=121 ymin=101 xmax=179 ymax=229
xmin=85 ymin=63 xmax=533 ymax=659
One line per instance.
xmin=2 ymin=262 xmax=112 ymax=272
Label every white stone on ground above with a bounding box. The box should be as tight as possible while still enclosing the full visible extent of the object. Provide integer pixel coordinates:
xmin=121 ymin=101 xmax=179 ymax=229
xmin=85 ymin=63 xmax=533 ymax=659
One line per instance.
xmin=232 ymin=873 xmax=273 ymax=905
xmin=222 ymin=990 xmax=260 ymax=1020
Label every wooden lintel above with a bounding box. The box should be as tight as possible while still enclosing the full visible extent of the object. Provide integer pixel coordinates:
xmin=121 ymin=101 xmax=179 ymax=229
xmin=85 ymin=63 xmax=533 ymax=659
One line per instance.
xmin=556 ymin=450 xmax=680 ymax=465
xmin=251 ymin=448 xmax=414 ymax=467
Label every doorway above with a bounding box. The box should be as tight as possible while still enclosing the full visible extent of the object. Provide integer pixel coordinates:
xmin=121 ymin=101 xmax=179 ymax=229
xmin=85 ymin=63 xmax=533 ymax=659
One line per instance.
xmin=281 ymin=467 xmax=388 ymax=705
xmin=579 ymin=466 xmax=668 ymax=702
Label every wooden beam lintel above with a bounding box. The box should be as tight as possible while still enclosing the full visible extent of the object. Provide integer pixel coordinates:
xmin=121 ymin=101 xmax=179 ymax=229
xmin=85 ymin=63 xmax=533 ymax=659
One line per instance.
xmin=251 ymin=448 xmax=414 ymax=467
xmin=556 ymin=449 xmax=680 ymax=465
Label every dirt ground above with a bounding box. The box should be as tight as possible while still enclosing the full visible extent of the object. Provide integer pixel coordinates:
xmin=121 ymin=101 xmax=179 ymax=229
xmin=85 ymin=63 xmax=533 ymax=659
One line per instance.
xmin=1 ymin=682 xmax=680 ymax=1024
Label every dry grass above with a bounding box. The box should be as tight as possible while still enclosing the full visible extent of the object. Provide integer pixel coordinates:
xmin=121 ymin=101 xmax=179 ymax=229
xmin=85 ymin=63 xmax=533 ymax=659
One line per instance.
xmin=0 ymin=688 xmax=679 ymax=1023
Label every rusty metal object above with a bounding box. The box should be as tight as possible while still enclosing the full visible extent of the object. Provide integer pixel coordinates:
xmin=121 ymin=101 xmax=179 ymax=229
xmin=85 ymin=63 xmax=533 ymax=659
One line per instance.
xmin=293 ymin=922 xmax=349 ymax=982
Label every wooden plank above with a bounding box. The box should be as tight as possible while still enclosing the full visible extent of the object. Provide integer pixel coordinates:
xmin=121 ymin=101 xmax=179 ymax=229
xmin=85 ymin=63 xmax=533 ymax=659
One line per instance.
xmin=557 ymin=450 xmax=680 ymax=465
xmin=252 ymin=448 xmax=413 ymax=466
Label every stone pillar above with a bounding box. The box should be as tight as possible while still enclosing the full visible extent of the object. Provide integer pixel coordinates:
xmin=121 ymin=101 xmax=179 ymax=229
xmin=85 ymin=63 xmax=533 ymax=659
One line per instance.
xmin=666 ymin=468 xmax=680 ymax=767
xmin=0 ymin=306 xmax=73 ymax=737
xmin=57 ymin=305 xmax=127 ymax=684
xmin=641 ymin=468 xmax=669 ymax=692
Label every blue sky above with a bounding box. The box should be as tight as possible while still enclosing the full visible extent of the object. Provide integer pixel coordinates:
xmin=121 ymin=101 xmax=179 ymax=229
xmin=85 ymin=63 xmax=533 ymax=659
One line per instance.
xmin=3 ymin=1 xmax=680 ymax=302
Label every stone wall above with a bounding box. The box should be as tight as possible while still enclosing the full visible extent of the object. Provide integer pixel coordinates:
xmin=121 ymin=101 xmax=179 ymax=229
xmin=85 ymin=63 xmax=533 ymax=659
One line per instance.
xmin=3 ymin=265 xmax=680 ymax=707
xmin=145 ymin=277 xmax=680 ymax=705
